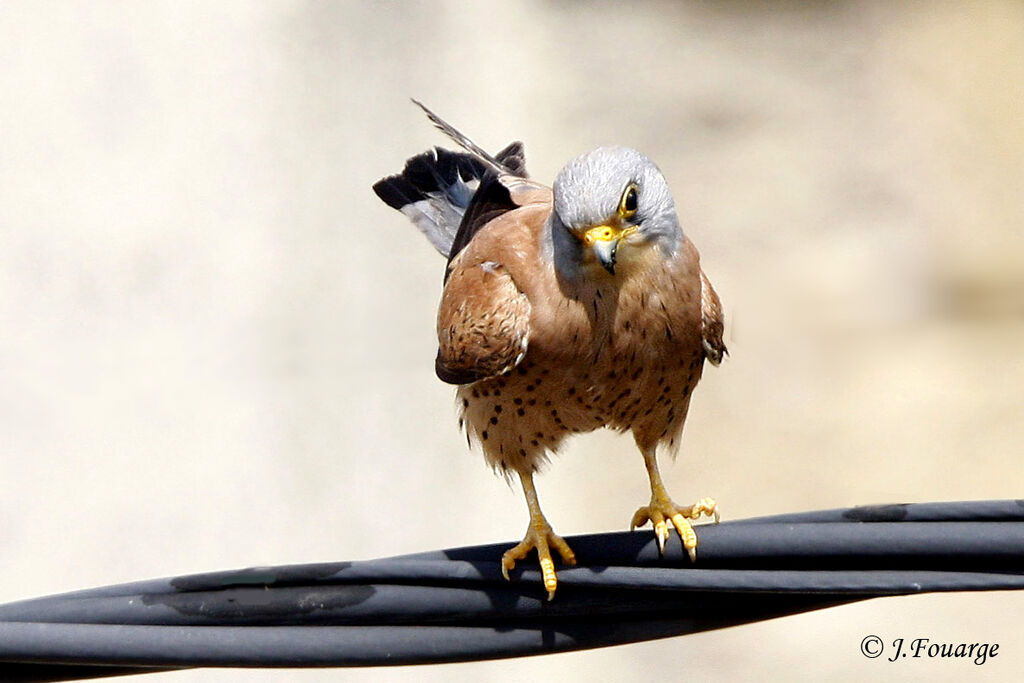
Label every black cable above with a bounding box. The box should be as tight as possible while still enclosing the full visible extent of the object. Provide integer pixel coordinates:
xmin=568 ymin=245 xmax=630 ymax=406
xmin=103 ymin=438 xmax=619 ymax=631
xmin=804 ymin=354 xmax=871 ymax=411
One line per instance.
xmin=1 ymin=499 xmax=1022 ymax=681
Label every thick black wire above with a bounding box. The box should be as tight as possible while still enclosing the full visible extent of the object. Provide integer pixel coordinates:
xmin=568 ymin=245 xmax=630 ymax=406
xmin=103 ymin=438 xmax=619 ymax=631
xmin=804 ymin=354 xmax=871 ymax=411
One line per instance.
xmin=1 ymin=500 xmax=1022 ymax=681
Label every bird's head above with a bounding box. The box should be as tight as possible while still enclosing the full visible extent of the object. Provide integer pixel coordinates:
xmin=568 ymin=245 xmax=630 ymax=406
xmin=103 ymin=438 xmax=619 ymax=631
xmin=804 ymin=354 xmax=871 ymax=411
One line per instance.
xmin=549 ymin=146 xmax=681 ymax=279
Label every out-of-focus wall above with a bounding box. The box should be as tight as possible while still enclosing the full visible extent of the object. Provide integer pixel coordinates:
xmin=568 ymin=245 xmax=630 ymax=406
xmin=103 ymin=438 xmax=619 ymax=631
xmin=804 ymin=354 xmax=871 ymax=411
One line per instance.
xmin=1 ymin=2 xmax=1021 ymax=681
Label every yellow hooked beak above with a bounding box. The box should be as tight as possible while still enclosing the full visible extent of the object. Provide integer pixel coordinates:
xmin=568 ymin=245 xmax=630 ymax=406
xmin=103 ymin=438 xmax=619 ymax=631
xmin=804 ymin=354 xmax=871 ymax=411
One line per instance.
xmin=582 ymin=223 xmax=638 ymax=275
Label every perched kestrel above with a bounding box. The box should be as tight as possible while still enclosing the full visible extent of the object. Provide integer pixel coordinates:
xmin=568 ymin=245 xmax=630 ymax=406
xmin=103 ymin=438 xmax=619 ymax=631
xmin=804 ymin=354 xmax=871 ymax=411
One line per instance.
xmin=374 ymin=102 xmax=726 ymax=599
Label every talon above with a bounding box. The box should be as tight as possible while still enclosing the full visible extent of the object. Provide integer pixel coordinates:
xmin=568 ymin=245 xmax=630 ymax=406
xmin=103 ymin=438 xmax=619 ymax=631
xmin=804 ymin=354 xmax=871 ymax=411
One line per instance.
xmin=539 ymin=556 xmax=557 ymax=600
xmin=501 ymin=520 xmax=575 ymax=600
xmin=630 ymin=507 xmax=651 ymax=531
xmin=686 ymin=496 xmax=718 ymax=522
xmin=549 ymin=534 xmax=577 ymax=567
xmin=501 ymin=554 xmax=515 ymax=581
xmin=653 ymin=517 xmax=669 ymax=555
xmin=630 ymin=491 xmax=718 ymax=561
xmin=505 ymin=472 xmax=575 ymax=600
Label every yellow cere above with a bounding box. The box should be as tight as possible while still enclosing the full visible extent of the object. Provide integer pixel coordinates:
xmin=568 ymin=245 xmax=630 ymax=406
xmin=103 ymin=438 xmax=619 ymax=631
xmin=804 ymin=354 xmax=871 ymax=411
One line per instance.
xmin=583 ymin=224 xmax=617 ymax=245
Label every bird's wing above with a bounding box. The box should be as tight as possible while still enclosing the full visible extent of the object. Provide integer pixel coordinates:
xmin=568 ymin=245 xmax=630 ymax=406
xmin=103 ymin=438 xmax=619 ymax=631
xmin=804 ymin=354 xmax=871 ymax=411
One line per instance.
xmin=434 ymin=180 xmax=550 ymax=386
xmin=435 ymin=258 xmax=531 ymax=385
xmin=700 ymin=269 xmax=727 ymax=365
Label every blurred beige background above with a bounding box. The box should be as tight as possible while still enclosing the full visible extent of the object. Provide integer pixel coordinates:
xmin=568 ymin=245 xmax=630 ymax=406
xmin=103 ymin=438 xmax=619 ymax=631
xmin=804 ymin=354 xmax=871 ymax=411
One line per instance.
xmin=1 ymin=1 xmax=1022 ymax=681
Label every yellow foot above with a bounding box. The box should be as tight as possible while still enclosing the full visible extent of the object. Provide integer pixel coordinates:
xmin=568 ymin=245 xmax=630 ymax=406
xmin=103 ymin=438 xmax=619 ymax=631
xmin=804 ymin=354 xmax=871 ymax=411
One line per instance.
xmin=501 ymin=522 xmax=577 ymax=601
xmin=630 ymin=495 xmax=719 ymax=561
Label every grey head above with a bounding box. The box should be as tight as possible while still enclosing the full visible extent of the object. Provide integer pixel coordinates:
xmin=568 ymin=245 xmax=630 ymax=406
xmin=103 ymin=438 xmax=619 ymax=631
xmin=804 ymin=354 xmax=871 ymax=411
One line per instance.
xmin=548 ymin=146 xmax=682 ymax=280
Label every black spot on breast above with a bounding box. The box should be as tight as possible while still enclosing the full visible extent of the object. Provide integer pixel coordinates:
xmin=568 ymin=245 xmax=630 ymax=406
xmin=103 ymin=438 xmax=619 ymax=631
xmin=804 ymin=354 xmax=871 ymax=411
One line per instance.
xmin=513 ymin=397 xmax=523 ymax=405
xmin=490 ymin=416 xmax=499 ymax=425
xmin=517 ymin=408 xmax=525 ymax=417
xmin=462 ymin=398 xmax=469 ymax=408
xmin=494 ymin=405 xmax=502 ymax=414
xmin=482 ymin=430 xmax=489 ymax=440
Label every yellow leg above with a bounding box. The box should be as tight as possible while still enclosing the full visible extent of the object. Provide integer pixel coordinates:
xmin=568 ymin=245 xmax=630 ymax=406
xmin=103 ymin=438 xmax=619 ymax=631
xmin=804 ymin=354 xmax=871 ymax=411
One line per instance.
xmin=630 ymin=447 xmax=719 ymax=561
xmin=501 ymin=471 xmax=577 ymax=600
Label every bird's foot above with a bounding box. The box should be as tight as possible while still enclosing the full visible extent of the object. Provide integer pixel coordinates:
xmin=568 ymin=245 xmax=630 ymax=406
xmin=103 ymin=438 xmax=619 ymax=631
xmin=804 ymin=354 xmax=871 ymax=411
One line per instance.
xmin=630 ymin=495 xmax=719 ymax=561
xmin=501 ymin=518 xmax=577 ymax=601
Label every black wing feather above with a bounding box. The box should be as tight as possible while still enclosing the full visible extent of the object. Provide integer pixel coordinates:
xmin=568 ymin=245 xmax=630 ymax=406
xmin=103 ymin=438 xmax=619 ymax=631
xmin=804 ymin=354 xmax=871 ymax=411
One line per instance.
xmin=443 ymin=174 xmax=518 ymax=282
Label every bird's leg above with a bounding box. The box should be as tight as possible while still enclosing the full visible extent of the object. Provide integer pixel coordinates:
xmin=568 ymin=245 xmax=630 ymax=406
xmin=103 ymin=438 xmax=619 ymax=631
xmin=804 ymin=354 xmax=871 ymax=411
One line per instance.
xmin=501 ymin=471 xmax=576 ymax=600
xmin=630 ymin=446 xmax=719 ymax=561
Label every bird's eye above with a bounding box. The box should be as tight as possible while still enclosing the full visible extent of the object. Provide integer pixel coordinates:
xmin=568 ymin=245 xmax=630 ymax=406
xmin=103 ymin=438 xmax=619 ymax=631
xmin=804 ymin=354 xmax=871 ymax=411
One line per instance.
xmin=619 ymin=184 xmax=639 ymax=219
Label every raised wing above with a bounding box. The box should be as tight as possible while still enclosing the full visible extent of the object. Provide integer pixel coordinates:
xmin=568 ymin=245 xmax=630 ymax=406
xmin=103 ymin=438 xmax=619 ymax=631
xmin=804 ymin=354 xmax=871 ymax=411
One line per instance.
xmin=435 ymin=260 xmax=530 ymax=385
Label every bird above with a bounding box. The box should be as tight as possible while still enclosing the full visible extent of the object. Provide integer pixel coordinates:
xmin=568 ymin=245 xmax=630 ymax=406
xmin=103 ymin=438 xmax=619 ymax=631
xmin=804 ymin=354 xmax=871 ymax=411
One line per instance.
xmin=373 ymin=101 xmax=726 ymax=600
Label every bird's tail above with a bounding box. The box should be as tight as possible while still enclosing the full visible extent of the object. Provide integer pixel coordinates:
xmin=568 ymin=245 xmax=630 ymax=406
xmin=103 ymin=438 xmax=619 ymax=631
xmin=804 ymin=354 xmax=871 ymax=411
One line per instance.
xmin=372 ymin=102 xmax=526 ymax=258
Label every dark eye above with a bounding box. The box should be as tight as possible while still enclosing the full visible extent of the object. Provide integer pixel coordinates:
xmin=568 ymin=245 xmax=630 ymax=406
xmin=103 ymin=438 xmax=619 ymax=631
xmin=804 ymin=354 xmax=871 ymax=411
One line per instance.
xmin=619 ymin=184 xmax=638 ymax=218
